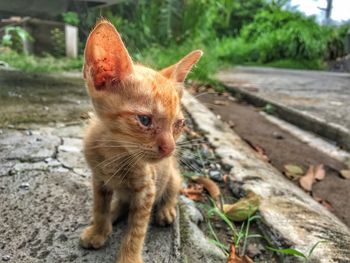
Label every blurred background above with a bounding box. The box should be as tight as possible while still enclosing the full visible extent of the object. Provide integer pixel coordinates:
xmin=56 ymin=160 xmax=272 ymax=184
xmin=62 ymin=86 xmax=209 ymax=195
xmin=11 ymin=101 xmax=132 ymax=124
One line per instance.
xmin=0 ymin=0 xmax=349 ymax=82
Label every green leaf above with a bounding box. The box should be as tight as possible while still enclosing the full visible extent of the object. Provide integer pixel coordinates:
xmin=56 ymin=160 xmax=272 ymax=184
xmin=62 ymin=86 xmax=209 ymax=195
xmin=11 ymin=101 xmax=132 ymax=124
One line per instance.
xmin=267 ymin=247 xmax=307 ymax=258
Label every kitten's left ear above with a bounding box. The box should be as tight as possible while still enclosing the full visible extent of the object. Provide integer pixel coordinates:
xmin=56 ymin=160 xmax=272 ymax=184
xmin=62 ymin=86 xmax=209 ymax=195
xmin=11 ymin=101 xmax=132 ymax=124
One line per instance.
xmin=84 ymin=19 xmax=133 ymax=91
xmin=160 ymin=50 xmax=203 ymax=83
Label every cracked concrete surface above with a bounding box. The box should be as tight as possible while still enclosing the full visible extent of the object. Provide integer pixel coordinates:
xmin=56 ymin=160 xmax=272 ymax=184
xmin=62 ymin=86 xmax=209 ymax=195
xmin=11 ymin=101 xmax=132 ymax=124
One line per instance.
xmin=0 ymin=124 xmax=224 ymax=263
xmin=0 ymin=70 xmax=225 ymax=263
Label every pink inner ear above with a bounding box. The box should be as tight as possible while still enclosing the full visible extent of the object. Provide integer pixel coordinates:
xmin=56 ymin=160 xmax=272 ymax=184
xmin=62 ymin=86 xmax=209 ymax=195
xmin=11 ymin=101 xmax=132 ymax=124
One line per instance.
xmin=84 ymin=21 xmax=133 ymax=90
xmin=160 ymin=50 xmax=203 ymax=83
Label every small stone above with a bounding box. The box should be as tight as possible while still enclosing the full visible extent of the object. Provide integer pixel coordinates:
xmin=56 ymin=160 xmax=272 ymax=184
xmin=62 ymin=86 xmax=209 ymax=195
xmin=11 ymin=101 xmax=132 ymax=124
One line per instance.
xmin=19 ymin=182 xmax=30 ymax=190
xmin=214 ymin=223 xmax=222 ymax=229
xmin=25 ymin=130 xmax=33 ymax=136
xmin=247 ymin=243 xmax=265 ymax=258
xmin=215 ymin=163 xmax=221 ymax=170
xmin=227 ymin=120 xmax=235 ymax=128
xmin=209 ymin=169 xmax=222 ymax=182
xmin=2 ymin=255 xmax=11 ymax=261
xmin=272 ymin=131 xmax=284 ymax=139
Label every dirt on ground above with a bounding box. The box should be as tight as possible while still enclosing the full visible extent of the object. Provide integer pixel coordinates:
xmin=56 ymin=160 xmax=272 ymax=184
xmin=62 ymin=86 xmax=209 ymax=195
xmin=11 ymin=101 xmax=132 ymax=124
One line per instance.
xmin=191 ymin=88 xmax=350 ymax=227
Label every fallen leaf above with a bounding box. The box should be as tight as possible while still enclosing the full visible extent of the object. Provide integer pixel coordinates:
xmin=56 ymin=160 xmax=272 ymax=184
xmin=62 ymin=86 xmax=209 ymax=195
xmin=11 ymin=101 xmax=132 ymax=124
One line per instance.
xmin=314 ymin=164 xmax=326 ymax=181
xmin=299 ymin=165 xmax=315 ymax=192
xmin=223 ymin=191 xmax=260 ymax=222
xmin=340 ymin=170 xmax=350 ymax=179
xmin=253 ymin=145 xmax=270 ymax=162
xmin=183 ymin=126 xmax=201 ymax=138
xmin=193 ymin=177 xmax=221 ymax=201
xmin=214 ymin=100 xmax=229 ymax=106
xmin=244 ymin=140 xmax=270 ymax=162
xmin=320 ymin=199 xmax=333 ymax=210
xmin=299 ymin=164 xmax=326 ymax=191
xmin=227 ymin=243 xmax=254 ymax=263
xmin=227 ymin=244 xmax=237 ymax=263
xmin=223 ymin=174 xmax=228 ymax=184
xmin=313 ymin=195 xmax=333 ymax=211
xmin=283 ymin=164 xmax=304 ymax=180
xmin=180 ymin=183 xmax=203 ymax=201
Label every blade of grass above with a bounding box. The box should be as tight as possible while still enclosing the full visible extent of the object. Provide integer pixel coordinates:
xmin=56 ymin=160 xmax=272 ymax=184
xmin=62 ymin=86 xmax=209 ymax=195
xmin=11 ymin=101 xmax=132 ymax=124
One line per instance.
xmin=267 ymin=247 xmax=307 ymax=258
xmin=308 ymin=240 xmax=327 ymax=258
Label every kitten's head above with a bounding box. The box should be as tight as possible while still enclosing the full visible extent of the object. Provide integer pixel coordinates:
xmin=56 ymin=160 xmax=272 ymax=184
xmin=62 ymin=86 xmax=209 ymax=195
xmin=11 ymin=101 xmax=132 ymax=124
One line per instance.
xmin=84 ymin=20 xmax=202 ymax=161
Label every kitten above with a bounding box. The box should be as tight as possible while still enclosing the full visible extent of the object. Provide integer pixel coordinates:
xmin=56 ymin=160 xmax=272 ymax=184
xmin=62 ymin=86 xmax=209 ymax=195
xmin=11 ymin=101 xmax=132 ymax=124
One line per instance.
xmin=79 ymin=19 xmax=202 ymax=263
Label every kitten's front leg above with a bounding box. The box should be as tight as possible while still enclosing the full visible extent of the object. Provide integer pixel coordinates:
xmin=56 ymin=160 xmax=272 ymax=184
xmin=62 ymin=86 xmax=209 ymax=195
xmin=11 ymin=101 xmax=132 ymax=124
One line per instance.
xmin=80 ymin=178 xmax=113 ymax=249
xmin=116 ymin=179 xmax=155 ymax=263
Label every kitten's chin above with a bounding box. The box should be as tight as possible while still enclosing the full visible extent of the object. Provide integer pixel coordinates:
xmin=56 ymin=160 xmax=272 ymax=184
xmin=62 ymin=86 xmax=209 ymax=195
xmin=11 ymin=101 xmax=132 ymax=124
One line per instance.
xmin=144 ymin=153 xmax=172 ymax=163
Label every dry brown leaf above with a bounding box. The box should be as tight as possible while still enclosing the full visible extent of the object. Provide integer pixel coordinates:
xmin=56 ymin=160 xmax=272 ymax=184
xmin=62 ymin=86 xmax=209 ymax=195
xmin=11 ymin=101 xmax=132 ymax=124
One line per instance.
xmin=320 ymin=199 xmax=333 ymax=210
xmin=214 ymin=100 xmax=229 ymax=106
xmin=314 ymin=164 xmax=326 ymax=181
xmin=227 ymin=244 xmax=237 ymax=263
xmin=253 ymin=145 xmax=270 ymax=162
xmin=299 ymin=165 xmax=315 ymax=192
xmin=180 ymin=183 xmax=203 ymax=201
xmin=340 ymin=170 xmax=350 ymax=179
xmin=193 ymin=177 xmax=221 ymax=201
xmin=313 ymin=195 xmax=333 ymax=211
xmin=223 ymin=174 xmax=229 ymax=184
xmin=227 ymin=244 xmax=254 ymax=263
xmin=183 ymin=126 xmax=201 ymax=138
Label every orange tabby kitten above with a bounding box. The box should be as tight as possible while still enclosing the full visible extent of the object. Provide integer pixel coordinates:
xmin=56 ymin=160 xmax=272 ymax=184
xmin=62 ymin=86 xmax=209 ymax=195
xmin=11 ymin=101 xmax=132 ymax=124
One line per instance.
xmin=79 ymin=19 xmax=202 ymax=263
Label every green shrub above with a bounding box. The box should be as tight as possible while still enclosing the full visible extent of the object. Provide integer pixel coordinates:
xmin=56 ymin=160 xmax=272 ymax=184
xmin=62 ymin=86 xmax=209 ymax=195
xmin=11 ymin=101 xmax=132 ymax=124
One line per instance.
xmin=241 ymin=9 xmax=327 ymax=62
xmin=0 ymin=49 xmax=82 ymax=72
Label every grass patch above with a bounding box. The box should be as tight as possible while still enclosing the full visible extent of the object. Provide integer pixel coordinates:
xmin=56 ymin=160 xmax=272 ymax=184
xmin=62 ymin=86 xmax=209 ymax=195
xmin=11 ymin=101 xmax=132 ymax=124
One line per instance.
xmin=0 ymin=49 xmax=83 ymax=73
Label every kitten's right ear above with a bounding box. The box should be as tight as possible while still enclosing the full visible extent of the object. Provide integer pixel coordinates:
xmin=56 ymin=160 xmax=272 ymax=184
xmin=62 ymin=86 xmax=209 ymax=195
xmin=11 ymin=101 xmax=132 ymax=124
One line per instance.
xmin=84 ymin=19 xmax=133 ymax=91
xmin=160 ymin=50 xmax=203 ymax=83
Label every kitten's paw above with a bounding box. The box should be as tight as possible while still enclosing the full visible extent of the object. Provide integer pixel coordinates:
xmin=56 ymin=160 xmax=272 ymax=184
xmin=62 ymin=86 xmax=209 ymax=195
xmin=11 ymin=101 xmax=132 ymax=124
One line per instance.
xmin=156 ymin=205 xmax=177 ymax=226
xmin=79 ymin=225 xmax=110 ymax=249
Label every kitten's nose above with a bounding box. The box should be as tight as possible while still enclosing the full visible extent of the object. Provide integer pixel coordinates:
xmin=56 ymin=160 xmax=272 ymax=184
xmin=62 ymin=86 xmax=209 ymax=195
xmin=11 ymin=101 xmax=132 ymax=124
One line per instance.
xmin=158 ymin=143 xmax=175 ymax=157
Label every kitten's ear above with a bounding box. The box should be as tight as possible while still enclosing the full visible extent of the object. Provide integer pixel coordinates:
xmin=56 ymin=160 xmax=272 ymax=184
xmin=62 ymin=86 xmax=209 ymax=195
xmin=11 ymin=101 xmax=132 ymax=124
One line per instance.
xmin=84 ymin=19 xmax=133 ymax=90
xmin=160 ymin=50 xmax=203 ymax=83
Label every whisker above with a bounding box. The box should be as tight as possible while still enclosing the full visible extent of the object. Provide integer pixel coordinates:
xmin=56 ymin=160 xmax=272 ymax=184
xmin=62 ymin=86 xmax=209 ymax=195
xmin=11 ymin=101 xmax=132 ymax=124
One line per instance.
xmin=93 ymin=151 xmax=130 ymax=169
xmin=103 ymin=151 xmax=141 ymax=186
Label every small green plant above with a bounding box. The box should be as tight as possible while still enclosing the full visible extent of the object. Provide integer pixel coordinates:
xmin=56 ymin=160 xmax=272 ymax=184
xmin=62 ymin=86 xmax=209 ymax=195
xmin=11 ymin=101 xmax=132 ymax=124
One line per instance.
xmin=206 ymin=198 xmax=262 ymax=257
xmin=0 ymin=49 xmax=82 ymax=72
xmin=263 ymin=103 xmax=276 ymax=114
xmin=62 ymin=12 xmax=80 ymax=26
xmin=50 ymin=28 xmax=65 ymax=57
xmin=1 ymin=26 xmax=33 ymax=53
xmin=267 ymin=240 xmax=327 ymax=261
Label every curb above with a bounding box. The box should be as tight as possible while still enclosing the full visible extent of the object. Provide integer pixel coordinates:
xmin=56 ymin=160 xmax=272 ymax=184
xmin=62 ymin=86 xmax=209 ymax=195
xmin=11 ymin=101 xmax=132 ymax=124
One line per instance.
xmin=182 ymin=90 xmax=350 ymax=262
xmin=219 ymin=81 xmax=350 ymax=152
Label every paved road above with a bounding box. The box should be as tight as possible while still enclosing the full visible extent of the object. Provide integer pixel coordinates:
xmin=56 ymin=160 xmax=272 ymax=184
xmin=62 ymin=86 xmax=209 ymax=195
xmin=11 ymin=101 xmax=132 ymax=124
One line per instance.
xmin=217 ymin=66 xmax=350 ymax=150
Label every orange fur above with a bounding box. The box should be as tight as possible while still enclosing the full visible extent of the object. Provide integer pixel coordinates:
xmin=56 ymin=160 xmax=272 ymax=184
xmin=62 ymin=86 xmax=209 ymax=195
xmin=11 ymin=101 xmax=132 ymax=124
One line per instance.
xmin=79 ymin=19 xmax=202 ymax=263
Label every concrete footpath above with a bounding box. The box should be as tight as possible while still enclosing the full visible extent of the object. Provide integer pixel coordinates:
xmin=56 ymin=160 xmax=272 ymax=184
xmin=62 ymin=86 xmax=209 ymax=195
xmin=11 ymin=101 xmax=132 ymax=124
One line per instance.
xmin=1 ymin=69 xmax=349 ymax=262
xmin=216 ymin=66 xmax=350 ymax=151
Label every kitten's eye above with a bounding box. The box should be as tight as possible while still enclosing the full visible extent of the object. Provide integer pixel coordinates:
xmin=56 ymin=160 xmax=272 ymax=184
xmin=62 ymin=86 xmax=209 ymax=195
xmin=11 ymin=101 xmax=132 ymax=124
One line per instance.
xmin=138 ymin=115 xmax=152 ymax=127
